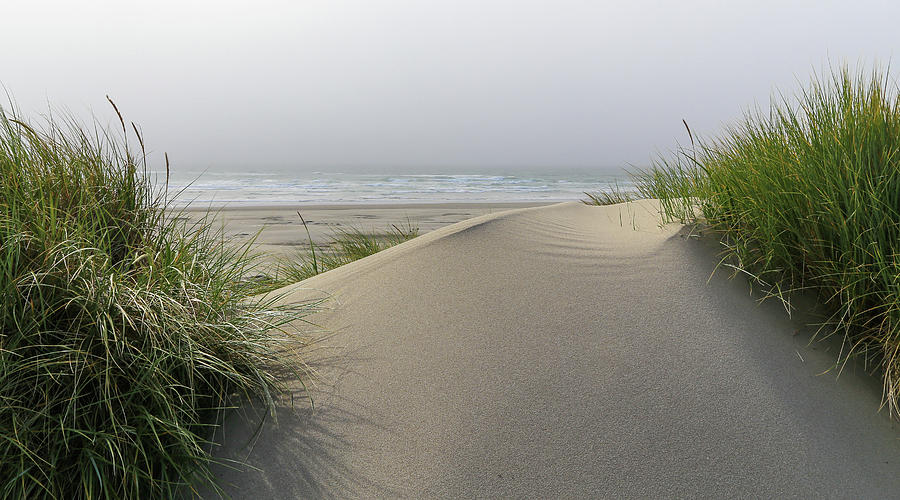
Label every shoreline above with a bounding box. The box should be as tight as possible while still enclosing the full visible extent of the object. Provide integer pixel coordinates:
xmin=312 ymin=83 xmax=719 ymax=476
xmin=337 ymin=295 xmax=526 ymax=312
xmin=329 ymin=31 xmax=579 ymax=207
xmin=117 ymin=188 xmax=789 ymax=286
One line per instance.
xmin=178 ymin=201 xmax=557 ymax=212
xmin=176 ymin=201 xmax=558 ymax=265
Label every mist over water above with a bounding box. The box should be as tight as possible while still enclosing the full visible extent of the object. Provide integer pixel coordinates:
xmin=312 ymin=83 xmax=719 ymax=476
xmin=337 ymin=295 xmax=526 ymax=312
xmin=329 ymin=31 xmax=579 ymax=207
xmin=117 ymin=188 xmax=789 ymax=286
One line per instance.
xmin=4 ymin=1 xmax=899 ymax=207
xmin=4 ymin=1 xmax=899 ymax=184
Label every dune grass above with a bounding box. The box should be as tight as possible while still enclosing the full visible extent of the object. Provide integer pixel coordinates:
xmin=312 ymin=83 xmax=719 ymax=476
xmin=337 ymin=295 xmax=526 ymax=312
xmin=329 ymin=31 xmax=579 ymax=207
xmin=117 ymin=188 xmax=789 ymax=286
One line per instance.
xmin=637 ymin=65 xmax=900 ymax=414
xmin=582 ymin=184 xmax=636 ymax=205
xmin=0 ymin=101 xmax=311 ymax=498
xmin=272 ymin=216 xmax=419 ymax=285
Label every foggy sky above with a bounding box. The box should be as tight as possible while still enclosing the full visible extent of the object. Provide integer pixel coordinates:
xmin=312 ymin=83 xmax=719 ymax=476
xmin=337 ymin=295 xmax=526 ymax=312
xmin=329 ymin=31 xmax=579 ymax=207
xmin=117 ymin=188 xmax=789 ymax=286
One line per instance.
xmin=2 ymin=0 xmax=898 ymax=172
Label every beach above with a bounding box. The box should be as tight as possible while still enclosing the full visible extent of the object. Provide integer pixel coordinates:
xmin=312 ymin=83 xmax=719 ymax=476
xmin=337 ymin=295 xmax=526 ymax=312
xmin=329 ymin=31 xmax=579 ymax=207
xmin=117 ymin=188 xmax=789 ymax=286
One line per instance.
xmin=205 ymin=200 xmax=900 ymax=498
xmin=180 ymin=202 xmax=554 ymax=266
xmin=7 ymin=4 xmax=900 ymax=496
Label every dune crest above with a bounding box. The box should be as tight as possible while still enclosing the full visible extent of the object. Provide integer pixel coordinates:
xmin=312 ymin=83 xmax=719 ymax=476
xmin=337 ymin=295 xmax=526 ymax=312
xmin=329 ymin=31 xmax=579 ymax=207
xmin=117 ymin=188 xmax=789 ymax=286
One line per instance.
xmin=211 ymin=200 xmax=900 ymax=498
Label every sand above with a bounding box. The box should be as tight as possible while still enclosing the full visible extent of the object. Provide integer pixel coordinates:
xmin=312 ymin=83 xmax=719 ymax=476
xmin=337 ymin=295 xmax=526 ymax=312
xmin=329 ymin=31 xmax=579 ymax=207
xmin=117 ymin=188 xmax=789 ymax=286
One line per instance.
xmin=205 ymin=200 xmax=900 ymax=498
xmin=179 ymin=202 xmax=552 ymax=266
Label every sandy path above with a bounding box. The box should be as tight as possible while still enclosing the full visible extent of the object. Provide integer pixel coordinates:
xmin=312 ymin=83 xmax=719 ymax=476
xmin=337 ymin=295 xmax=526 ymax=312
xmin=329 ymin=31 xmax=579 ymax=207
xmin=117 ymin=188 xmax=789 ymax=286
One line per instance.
xmin=207 ymin=200 xmax=900 ymax=498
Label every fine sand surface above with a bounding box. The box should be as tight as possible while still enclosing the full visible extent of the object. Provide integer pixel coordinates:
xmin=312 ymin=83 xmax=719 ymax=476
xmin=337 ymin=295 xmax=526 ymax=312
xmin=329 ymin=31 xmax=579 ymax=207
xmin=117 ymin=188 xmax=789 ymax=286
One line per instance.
xmin=207 ymin=200 xmax=900 ymax=498
xmin=179 ymin=202 xmax=551 ymax=266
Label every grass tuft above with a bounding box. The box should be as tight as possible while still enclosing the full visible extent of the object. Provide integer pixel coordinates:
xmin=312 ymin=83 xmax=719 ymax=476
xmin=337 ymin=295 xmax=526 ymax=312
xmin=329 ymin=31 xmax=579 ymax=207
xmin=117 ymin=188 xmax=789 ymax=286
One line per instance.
xmin=582 ymin=183 xmax=637 ymax=205
xmin=273 ymin=217 xmax=419 ymax=285
xmin=0 ymin=101 xmax=311 ymax=498
xmin=637 ymin=64 xmax=900 ymax=414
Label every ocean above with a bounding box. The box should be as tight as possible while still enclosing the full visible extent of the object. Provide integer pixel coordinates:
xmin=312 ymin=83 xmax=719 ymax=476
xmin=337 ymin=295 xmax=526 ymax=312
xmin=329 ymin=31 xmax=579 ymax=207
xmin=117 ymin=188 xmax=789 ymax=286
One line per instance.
xmin=157 ymin=167 xmax=635 ymax=206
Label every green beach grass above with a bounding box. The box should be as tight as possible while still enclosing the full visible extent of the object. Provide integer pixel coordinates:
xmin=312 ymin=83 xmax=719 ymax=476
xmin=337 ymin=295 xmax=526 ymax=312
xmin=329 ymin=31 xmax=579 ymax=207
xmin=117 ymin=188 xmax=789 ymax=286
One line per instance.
xmin=637 ymin=65 xmax=900 ymax=414
xmin=582 ymin=183 xmax=635 ymax=206
xmin=0 ymin=101 xmax=312 ymax=498
xmin=272 ymin=216 xmax=419 ymax=285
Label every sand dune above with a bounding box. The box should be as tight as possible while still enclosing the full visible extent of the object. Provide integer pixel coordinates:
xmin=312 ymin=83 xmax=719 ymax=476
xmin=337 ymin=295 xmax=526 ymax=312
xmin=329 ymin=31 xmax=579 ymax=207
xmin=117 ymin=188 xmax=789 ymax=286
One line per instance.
xmin=209 ymin=200 xmax=900 ymax=498
xmin=180 ymin=202 xmax=550 ymax=266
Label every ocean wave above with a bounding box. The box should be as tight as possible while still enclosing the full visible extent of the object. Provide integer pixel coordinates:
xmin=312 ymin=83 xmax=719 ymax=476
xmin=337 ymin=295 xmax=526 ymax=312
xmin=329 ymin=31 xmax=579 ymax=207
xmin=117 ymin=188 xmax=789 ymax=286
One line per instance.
xmin=162 ymin=169 xmax=632 ymax=205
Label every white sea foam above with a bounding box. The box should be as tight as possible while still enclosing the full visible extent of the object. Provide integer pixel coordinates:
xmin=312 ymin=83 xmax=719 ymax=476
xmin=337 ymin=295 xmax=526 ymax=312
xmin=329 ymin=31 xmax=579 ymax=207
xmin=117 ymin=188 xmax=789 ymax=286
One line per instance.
xmin=152 ymin=168 xmax=634 ymax=206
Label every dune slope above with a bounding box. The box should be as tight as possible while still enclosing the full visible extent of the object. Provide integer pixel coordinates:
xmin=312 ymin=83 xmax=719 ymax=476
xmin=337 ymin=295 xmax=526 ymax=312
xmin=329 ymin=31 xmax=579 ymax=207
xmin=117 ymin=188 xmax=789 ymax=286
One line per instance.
xmin=209 ymin=200 xmax=900 ymax=498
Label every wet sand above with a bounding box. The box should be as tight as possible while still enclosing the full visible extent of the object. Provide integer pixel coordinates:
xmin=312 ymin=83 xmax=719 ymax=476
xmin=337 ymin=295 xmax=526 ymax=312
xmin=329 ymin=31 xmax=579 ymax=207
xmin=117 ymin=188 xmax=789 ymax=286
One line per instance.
xmin=179 ymin=202 xmax=554 ymax=265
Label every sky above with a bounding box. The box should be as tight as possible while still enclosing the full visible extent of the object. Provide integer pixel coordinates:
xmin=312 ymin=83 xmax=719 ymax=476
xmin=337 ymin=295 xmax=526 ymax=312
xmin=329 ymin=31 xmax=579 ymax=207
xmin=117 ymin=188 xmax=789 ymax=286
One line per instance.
xmin=2 ymin=0 xmax=898 ymax=173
